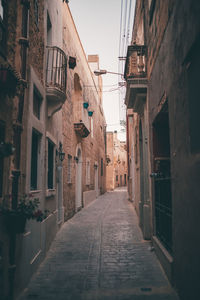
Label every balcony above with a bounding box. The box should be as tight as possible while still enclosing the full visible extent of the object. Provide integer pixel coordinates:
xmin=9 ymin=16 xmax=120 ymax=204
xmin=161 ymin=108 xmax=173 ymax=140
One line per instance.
xmin=124 ymin=45 xmax=147 ymax=113
xmin=46 ymin=46 xmax=67 ymax=117
xmin=74 ymin=101 xmax=90 ymax=138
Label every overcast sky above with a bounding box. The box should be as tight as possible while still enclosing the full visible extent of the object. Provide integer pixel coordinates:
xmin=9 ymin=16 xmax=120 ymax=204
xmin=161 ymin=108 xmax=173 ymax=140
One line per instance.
xmin=69 ymin=0 xmax=128 ymax=140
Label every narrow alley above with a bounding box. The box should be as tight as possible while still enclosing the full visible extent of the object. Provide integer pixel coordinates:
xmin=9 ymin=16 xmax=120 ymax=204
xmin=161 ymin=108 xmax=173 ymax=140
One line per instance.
xmin=18 ymin=188 xmax=179 ymax=300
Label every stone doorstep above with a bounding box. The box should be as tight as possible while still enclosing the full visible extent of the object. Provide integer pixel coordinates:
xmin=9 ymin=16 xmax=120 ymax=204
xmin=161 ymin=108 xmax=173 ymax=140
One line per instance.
xmin=152 ymin=236 xmax=173 ymax=283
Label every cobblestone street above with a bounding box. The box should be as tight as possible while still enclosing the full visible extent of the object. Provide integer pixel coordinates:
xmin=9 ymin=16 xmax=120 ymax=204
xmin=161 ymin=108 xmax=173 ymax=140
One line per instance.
xmin=18 ymin=188 xmax=179 ymax=300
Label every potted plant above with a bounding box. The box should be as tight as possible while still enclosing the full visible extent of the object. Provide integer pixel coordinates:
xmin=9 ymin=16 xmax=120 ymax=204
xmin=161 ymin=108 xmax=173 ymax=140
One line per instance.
xmin=83 ymin=102 xmax=89 ymax=109
xmin=0 ymin=195 xmax=49 ymax=234
xmin=88 ymin=110 xmax=93 ymax=117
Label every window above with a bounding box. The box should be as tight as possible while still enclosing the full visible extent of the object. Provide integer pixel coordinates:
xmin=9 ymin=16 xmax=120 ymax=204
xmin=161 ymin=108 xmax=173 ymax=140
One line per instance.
xmin=149 ymin=0 xmax=156 ymax=25
xmin=101 ymin=158 xmax=103 ymax=176
xmin=47 ymin=11 xmax=52 ymax=46
xmin=67 ymin=154 xmax=72 ymax=183
xmin=33 ymin=86 xmax=42 ymax=119
xmin=116 ymin=175 xmax=118 ymax=182
xmin=86 ymin=159 xmax=90 ymax=185
xmin=0 ymin=120 xmax=5 ymax=197
xmin=31 ymin=130 xmax=39 ymax=190
xmin=34 ymin=0 xmax=39 ymax=25
xmin=48 ymin=139 xmax=54 ymax=189
xmin=187 ymin=39 xmax=200 ymax=153
xmin=124 ymin=174 xmax=127 ymax=185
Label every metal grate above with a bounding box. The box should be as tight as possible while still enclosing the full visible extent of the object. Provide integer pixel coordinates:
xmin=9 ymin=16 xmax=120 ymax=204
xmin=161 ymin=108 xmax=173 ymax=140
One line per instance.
xmin=155 ymin=177 xmax=172 ymax=254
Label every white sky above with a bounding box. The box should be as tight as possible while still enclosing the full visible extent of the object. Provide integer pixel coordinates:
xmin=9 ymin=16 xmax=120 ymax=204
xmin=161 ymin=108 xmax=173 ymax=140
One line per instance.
xmin=69 ymin=0 xmax=130 ymax=141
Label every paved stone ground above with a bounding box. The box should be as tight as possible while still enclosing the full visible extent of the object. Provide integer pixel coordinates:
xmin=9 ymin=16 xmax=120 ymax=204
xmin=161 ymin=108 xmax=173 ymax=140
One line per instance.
xmin=18 ymin=188 xmax=179 ymax=300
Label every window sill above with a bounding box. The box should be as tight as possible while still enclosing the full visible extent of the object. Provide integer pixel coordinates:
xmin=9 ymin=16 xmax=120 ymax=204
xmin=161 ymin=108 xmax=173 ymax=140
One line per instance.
xmin=46 ymin=189 xmax=56 ymax=198
xmin=29 ymin=190 xmax=41 ymax=195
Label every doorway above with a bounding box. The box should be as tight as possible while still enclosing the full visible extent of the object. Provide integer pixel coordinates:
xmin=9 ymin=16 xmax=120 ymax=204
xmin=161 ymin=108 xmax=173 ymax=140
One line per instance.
xmin=152 ymin=103 xmax=172 ymax=253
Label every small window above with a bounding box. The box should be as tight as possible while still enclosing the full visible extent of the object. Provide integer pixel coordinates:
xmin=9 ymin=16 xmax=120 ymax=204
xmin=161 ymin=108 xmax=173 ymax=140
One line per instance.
xmin=33 ymin=86 xmax=42 ymax=119
xmin=34 ymin=0 xmax=39 ymax=25
xmin=86 ymin=160 xmax=90 ymax=185
xmin=116 ymin=175 xmax=118 ymax=182
xmin=124 ymin=174 xmax=127 ymax=185
xmin=67 ymin=154 xmax=72 ymax=183
xmin=47 ymin=11 xmax=52 ymax=46
xmin=48 ymin=139 xmax=54 ymax=189
xmin=31 ymin=130 xmax=40 ymax=190
xmin=101 ymin=158 xmax=103 ymax=176
xmin=0 ymin=120 xmax=5 ymax=197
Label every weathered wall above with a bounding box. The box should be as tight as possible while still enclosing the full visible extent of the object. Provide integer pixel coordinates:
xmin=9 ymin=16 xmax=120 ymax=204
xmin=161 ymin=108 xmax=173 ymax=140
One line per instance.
xmin=62 ymin=4 xmax=106 ymax=220
xmin=145 ymin=0 xmax=200 ymax=298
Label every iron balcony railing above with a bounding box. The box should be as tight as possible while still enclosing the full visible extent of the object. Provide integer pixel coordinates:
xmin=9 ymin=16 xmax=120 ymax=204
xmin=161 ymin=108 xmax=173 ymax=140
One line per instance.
xmin=46 ymin=46 xmax=67 ymax=94
xmin=124 ymin=45 xmax=147 ymax=80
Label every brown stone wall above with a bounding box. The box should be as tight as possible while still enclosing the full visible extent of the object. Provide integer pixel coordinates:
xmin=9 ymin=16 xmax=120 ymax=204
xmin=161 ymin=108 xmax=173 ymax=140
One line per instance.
xmin=28 ymin=0 xmax=45 ymax=83
xmin=140 ymin=0 xmax=200 ymax=298
xmin=62 ymin=4 xmax=106 ymax=220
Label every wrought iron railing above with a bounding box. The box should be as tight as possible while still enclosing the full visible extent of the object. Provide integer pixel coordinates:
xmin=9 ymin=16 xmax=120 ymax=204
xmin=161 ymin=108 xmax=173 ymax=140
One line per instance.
xmin=46 ymin=46 xmax=67 ymax=94
xmin=124 ymin=45 xmax=147 ymax=80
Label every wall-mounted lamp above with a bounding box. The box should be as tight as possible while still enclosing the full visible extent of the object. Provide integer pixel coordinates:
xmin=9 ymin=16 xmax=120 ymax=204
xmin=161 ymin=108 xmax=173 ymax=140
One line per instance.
xmin=57 ymin=142 xmax=65 ymax=162
xmin=94 ymin=69 xmax=124 ymax=77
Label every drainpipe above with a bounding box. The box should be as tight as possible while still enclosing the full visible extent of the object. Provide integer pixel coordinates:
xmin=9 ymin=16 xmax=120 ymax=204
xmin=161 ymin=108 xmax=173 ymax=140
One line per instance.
xmin=9 ymin=1 xmax=29 ymax=299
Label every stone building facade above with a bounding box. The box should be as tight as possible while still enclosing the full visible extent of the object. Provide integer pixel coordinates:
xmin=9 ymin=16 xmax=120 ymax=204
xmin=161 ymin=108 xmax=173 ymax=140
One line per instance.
xmin=62 ymin=6 xmax=106 ymax=219
xmin=0 ymin=1 xmax=106 ymax=299
xmin=124 ymin=0 xmax=200 ymax=299
xmin=106 ymin=131 xmax=127 ymax=191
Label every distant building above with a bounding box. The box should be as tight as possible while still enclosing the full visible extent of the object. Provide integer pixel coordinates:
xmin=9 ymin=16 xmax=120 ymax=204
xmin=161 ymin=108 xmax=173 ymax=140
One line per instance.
xmin=124 ymin=0 xmax=200 ymax=299
xmin=106 ymin=131 xmax=127 ymax=190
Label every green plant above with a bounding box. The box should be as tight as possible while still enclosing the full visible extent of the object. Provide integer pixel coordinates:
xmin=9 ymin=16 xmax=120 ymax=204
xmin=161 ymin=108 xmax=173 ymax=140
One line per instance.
xmin=0 ymin=195 xmax=49 ymax=222
xmin=0 ymin=195 xmax=49 ymax=234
